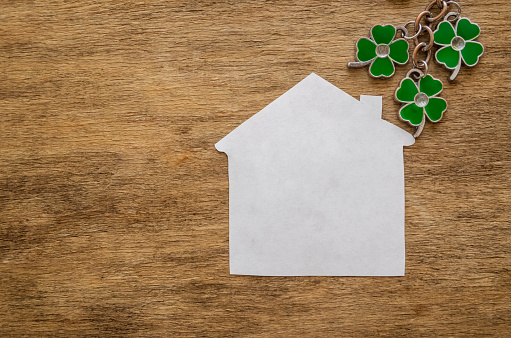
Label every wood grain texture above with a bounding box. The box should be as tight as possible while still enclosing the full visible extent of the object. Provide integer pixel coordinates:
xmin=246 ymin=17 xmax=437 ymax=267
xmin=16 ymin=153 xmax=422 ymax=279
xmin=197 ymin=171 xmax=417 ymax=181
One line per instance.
xmin=1 ymin=1 xmax=509 ymax=336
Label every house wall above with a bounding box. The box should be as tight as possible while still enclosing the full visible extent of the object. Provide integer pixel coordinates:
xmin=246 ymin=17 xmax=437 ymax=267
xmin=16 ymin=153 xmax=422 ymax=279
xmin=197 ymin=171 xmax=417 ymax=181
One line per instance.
xmin=226 ymin=136 xmax=407 ymax=276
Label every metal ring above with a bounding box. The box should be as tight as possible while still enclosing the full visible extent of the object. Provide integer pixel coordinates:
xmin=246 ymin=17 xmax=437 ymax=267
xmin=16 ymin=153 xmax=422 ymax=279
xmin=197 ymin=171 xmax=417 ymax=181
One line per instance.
xmin=425 ymin=0 xmax=449 ymax=23
xmin=417 ymin=60 xmax=429 ymax=76
xmin=406 ymin=68 xmax=425 ymax=80
xmin=402 ymin=21 xmax=422 ymax=40
xmin=446 ymin=1 xmax=461 ymax=21
xmin=445 ymin=11 xmax=459 ymax=22
xmin=413 ymin=26 xmax=435 ymax=51
xmin=413 ymin=42 xmax=426 ymax=67
xmin=415 ymin=10 xmax=432 ymax=30
xmin=395 ymin=26 xmax=408 ymax=39
xmin=412 ymin=42 xmax=432 ymax=68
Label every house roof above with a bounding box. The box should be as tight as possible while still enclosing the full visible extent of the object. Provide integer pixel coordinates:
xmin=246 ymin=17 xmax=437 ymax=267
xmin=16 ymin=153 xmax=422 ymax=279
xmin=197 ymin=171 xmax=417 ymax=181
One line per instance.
xmin=216 ymin=73 xmax=415 ymax=152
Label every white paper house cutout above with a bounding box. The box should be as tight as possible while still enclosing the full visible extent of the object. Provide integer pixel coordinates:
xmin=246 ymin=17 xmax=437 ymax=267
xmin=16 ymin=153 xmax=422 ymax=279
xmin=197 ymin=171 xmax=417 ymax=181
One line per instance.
xmin=216 ymin=73 xmax=415 ymax=276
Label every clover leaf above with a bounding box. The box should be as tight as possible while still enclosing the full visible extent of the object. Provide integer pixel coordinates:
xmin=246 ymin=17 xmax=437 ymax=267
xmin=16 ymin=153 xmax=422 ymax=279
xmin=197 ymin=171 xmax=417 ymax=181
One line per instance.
xmin=395 ymin=75 xmax=447 ymax=127
xmin=355 ymin=25 xmax=409 ymax=78
xmin=434 ymin=18 xmax=484 ymax=80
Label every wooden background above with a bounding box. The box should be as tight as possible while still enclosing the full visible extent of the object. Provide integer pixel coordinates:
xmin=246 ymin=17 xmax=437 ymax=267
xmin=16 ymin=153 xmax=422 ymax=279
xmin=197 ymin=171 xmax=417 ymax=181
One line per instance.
xmin=1 ymin=0 xmax=509 ymax=336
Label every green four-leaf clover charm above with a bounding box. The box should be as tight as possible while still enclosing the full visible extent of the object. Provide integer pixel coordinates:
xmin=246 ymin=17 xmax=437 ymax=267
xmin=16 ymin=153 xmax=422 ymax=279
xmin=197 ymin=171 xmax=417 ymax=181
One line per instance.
xmin=434 ymin=17 xmax=484 ymax=80
xmin=395 ymin=74 xmax=447 ymax=129
xmin=349 ymin=25 xmax=409 ymax=78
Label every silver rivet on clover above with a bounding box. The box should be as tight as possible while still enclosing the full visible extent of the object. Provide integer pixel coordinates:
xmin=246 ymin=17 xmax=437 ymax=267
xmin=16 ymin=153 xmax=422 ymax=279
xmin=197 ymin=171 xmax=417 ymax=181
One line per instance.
xmin=375 ymin=44 xmax=390 ymax=58
xmin=414 ymin=92 xmax=429 ymax=107
xmin=451 ymin=36 xmax=466 ymax=51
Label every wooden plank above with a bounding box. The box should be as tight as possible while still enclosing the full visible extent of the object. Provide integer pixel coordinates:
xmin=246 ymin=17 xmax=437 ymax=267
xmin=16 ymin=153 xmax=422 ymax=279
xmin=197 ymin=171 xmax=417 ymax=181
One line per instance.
xmin=1 ymin=1 xmax=509 ymax=336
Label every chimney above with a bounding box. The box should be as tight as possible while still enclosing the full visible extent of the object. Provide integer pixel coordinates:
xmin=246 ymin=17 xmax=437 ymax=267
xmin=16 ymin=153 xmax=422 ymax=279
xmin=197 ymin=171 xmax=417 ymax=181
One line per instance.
xmin=360 ymin=95 xmax=382 ymax=119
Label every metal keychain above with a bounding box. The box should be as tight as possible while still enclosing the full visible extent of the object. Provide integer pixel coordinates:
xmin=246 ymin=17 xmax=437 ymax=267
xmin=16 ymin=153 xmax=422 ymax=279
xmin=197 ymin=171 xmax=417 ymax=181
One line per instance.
xmin=348 ymin=0 xmax=483 ymax=138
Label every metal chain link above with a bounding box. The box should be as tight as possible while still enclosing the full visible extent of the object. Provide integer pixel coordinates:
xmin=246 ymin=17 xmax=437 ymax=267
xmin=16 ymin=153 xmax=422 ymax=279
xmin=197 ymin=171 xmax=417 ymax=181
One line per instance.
xmin=402 ymin=0 xmax=460 ymax=77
